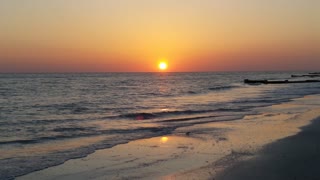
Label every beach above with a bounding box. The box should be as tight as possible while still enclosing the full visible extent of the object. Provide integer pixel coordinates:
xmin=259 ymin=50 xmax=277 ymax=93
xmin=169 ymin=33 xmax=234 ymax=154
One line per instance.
xmin=4 ymin=72 xmax=319 ymax=179
xmin=216 ymin=117 xmax=320 ymax=180
xmin=18 ymin=94 xmax=320 ymax=180
xmin=2 ymin=0 xmax=319 ymax=179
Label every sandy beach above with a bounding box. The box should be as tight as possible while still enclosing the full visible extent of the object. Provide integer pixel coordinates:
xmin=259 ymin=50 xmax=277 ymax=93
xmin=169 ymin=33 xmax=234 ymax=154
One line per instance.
xmin=17 ymin=94 xmax=320 ymax=180
xmin=2 ymin=1 xmax=319 ymax=179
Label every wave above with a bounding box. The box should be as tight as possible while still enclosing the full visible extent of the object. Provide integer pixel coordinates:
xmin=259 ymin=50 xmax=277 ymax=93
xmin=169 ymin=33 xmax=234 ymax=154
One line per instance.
xmin=119 ymin=109 xmax=220 ymax=120
xmin=52 ymin=127 xmax=91 ymax=132
xmin=232 ymin=98 xmax=291 ymax=105
xmin=187 ymin=91 xmax=197 ymax=94
xmin=208 ymin=85 xmax=239 ymax=91
xmin=0 ymin=126 xmax=173 ymax=146
xmin=0 ymin=126 xmax=175 ymax=180
xmin=0 ymin=113 xmax=245 ymax=179
xmin=0 ymin=108 xmax=247 ymax=127
xmin=158 ymin=114 xmax=240 ymax=123
xmin=0 ymin=118 xmax=88 ymax=126
xmin=120 ymin=112 xmax=157 ymax=120
xmin=34 ymin=103 xmax=91 ymax=114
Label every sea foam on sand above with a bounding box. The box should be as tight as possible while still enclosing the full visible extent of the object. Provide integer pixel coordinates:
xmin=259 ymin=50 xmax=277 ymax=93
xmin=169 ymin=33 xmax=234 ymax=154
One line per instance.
xmin=18 ymin=95 xmax=320 ymax=180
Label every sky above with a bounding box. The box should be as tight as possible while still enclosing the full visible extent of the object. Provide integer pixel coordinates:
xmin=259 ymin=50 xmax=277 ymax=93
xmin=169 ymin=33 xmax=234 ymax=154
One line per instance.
xmin=0 ymin=0 xmax=319 ymax=72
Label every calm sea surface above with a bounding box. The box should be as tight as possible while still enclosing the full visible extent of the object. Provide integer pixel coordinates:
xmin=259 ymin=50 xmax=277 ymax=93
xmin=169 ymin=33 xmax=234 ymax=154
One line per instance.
xmin=1 ymin=72 xmax=319 ymax=179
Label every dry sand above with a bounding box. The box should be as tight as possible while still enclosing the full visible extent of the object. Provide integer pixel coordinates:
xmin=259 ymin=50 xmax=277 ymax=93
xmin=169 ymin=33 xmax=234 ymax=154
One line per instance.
xmin=18 ymin=95 xmax=320 ymax=180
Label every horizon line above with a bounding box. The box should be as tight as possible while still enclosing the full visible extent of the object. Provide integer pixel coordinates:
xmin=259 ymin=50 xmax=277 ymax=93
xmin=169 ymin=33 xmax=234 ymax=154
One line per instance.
xmin=0 ymin=70 xmax=318 ymax=74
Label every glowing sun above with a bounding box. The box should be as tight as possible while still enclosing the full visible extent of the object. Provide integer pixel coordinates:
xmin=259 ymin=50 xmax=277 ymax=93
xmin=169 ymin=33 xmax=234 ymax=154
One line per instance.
xmin=158 ymin=62 xmax=168 ymax=70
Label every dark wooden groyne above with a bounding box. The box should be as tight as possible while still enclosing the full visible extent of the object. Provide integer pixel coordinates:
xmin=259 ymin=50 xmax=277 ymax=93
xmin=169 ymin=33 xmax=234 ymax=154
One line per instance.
xmin=309 ymin=72 xmax=320 ymax=75
xmin=244 ymin=79 xmax=320 ymax=84
xmin=291 ymin=72 xmax=320 ymax=78
xmin=291 ymin=74 xmax=320 ymax=78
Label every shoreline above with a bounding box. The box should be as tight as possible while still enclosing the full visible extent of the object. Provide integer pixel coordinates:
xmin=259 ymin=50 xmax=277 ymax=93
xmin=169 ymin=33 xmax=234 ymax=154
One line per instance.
xmin=18 ymin=95 xmax=320 ymax=180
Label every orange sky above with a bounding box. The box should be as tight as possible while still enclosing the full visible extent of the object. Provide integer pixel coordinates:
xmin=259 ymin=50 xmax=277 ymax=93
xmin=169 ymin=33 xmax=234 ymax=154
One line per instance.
xmin=0 ymin=0 xmax=319 ymax=72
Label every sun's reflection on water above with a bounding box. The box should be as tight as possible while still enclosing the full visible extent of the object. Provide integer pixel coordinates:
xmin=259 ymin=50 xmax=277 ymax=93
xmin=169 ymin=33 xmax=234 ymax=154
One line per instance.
xmin=160 ymin=136 xmax=169 ymax=143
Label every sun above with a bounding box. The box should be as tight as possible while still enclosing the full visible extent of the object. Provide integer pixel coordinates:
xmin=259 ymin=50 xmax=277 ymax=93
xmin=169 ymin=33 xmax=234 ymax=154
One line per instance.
xmin=158 ymin=62 xmax=168 ymax=71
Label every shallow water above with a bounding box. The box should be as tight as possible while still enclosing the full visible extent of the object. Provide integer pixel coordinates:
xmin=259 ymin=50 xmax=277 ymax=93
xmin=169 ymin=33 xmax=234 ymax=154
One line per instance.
xmin=0 ymin=72 xmax=319 ymax=179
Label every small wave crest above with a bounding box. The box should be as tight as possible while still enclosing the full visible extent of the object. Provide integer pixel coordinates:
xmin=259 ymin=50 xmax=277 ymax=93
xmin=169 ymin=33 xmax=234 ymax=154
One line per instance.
xmin=120 ymin=109 xmax=217 ymax=120
xmin=34 ymin=103 xmax=91 ymax=114
xmin=187 ymin=91 xmax=197 ymax=94
xmin=208 ymin=85 xmax=239 ymax=91
xmin=0 ymin=126 xmax=172 ymax=146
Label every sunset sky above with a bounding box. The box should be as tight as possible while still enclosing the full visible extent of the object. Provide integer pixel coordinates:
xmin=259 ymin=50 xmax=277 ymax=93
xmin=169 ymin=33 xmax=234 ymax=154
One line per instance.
xmin=0 ymin=0 xmax=319 ymax=72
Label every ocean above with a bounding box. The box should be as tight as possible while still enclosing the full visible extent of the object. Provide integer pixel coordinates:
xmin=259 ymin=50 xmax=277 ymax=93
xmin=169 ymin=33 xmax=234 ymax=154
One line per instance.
xmin=1 ymin=72 xmax=319 ymax=179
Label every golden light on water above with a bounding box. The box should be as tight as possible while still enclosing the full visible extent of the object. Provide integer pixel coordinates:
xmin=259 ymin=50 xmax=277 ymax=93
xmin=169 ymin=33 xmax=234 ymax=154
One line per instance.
xmin=160 ymin=137 xmax=169 ymax=143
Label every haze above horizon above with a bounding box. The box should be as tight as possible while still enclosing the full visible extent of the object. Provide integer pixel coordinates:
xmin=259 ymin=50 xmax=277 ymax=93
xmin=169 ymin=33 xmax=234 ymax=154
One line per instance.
xmin=0 ymin=0 xmax=319 ymax=73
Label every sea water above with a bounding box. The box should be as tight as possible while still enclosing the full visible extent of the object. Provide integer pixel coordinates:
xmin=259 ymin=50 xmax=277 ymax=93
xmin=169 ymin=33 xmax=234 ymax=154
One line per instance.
xmin=0 ymin=72 xmax=319 ymax=179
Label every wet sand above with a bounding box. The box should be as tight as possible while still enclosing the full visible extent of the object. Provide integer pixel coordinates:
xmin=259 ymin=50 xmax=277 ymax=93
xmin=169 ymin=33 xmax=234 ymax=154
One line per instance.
xmin=18 ymin=95 xmax=320 ymax=180
xmin=216 ymin=117 xmax=320 ymax=180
